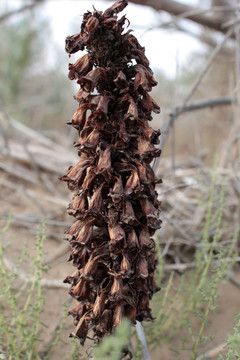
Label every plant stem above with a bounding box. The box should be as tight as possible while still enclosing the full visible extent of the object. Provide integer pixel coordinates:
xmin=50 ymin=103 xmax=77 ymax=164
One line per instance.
xmin=136 ymin=321 xmax=151 ymax=360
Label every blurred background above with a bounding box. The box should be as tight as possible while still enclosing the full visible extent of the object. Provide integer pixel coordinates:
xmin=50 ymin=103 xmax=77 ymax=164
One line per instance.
xmin=1 ymin=1 xmax=240 ymax=359
xmin=1 ymin=0 xmax=238 ymax=161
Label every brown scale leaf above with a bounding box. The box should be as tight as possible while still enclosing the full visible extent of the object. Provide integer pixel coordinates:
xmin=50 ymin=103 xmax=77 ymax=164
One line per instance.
xmin=67 ymin=193 xmax=88 ymax=216
xmin=79 ymin=67 xmax=108 ymax=92
xmin=133 ymin=64 xmax=158 ymax=92
xmin=141 ymin=91 xmax=161 ymax=114
xmin=85 ymin=16 xmax=99 ymax=34
xmin=68 ymin=54 xmax=93 ymax=80
xmin=68 ymin=103 xmax=96 ymax=132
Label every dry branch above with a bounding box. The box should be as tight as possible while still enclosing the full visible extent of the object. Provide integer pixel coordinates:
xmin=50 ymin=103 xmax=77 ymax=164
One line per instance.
xmin=3 ymin=256 xmax=69 ymax=289
xmin=174 ymin=97 xmax=235 ymax=117
xmin=183 ymin=26 xmax=234 ymax=106
xmin=125 ymin=0 xmax=239 ymax=36
xmin=42 ymin=242 xmax=70 ymax=266
xmin=195 ymin=342 xmax=227 ymax=360
xmin=159 ymin=22 xmax=235 ymax=151
xmin=0 ymin=212 xmax=70 ymax=228
xmin=160 ymin=96 xmax=235 ymax=151
xmin=163 ymin=257 xmax=240 ymax=272
xmin=161 ymin=210 xmax=200 ymax=248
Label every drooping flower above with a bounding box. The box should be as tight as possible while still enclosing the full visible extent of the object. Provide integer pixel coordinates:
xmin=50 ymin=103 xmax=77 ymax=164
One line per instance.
xmin=61 ymin=0 xmax=161 ymax=344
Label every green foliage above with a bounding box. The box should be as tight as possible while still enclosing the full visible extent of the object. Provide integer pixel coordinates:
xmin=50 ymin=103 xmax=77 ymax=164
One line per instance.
xmin=133 ymin=168 xmax=238 ymax=359
xmin=0 ymin=167 xmax=239 ymax=360
xmin=0 ymin=222 xmax=49 ymax=360
xmin=219 ymin=314 xmax=240 ymax=360
xmin=93 ymin=319 xmax=131 ymax=360
xmin=0 ymin=7 xmax=74 ymax=130
xmin=0 ymin=13 xmax=47 ymax=105
xmin=70 ymin=339 xmax=82 ymax=360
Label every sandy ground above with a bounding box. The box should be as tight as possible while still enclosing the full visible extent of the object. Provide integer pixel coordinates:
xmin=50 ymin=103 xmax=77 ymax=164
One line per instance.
xmin=1 ymin=170 xmax=240 ymax=360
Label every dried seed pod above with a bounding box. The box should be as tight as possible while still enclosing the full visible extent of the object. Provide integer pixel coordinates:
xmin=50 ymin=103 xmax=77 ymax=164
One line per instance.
xmin=61 ymin=0 xmax=162 ymax=344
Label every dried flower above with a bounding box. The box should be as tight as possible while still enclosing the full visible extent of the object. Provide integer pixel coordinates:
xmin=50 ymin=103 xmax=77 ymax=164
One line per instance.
xmin=61 ymin=0 xmax=161 ymax=344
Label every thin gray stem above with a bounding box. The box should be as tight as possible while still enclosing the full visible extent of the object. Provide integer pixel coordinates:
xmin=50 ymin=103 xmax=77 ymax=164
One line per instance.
xmin=136 ymin=321 xmax=151 ymax=360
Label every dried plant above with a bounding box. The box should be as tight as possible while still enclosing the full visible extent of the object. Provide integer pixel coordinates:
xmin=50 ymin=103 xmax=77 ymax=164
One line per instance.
xmin=60 ymin=0 xmax=161 ymax=345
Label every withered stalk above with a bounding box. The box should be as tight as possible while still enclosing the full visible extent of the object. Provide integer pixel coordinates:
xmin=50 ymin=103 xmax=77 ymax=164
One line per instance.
xmin=61 ymin=0 xmax=162 ymax=346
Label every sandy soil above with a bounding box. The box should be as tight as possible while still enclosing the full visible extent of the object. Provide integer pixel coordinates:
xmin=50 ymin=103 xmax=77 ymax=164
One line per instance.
xmin=1 ymin=164 xmax=239 ymax=360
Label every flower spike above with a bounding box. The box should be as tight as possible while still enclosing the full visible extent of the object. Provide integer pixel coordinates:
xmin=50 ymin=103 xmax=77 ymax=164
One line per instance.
xmin=61 ymin=0 xmax=162 ymax=344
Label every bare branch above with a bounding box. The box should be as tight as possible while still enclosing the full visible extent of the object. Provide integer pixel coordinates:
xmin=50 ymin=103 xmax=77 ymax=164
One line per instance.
xmin=163 ymin=257 xmax=240 ymax=271
xmin=183 ymin=26 xmax=234 ymax=106
xmin=175 ymin=96 xmax=235 ymax=116
xmin=3 ymin=256 xmax=69 ymax=289
xmin=125 ymin=0 xmax=238 ymax=35
xmin=160 ymin=210 xmax=200 ymax=248
xmin=161 ymin=96 xmax=235 ymax=151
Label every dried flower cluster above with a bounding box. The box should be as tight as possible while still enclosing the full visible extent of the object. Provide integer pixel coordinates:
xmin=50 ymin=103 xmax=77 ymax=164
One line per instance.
xmin=61 ymin=0 xmax=161 ymax=344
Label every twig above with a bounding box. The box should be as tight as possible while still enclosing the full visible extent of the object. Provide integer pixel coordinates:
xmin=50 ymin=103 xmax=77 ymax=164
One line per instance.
xmin=136 ymin=321 xmax=151 ymax=360
xmin=0 ymin=177 xmax=68 ymax=208
xmin=42 ymin=242 xmax=70 ymax=266
xmin=158 ymin=182 xmax=198 ymax=195
xmin=163 ymin=262 xmax=195 ymax=271
xmin=24 ymin=228 xmax=63 ymax=242
xmin=3 ymin=256 xmax=69 ymax=289
xmin=222 ymin=14 xmax=240 ymax=29
xmin=183 ymin=26 xmax=234 ymax=106
xmin=5 ymin=107 xmax=44 ymax=183
xmin=174 ymin=97 xmax=235 ymax=117
xmin=0 ymin=212 xmax=70 ymax=228
xmin=163 ymin=257 xmax=240 ymax=272
xmin=195 ymin=342 xmax=227 ymax=360
xmin=157 ymin=5 xmax=240 ymax=32
xmin=160 ymin=97 xmax=235 ymax=150
xmin=0 ymin=177 xmax=48 ymax=215
xmin=0 ymin=161 xmax=40 ymax=186
xmin=159 ymin=237 xmax=174 ymax=260
xmin=8 ymin=115 xmax=75 ymax=159
xmin=161 ymin=210 xmax=200 ymax=248
xmin=122 ymin=0 xmax=238 ymax=36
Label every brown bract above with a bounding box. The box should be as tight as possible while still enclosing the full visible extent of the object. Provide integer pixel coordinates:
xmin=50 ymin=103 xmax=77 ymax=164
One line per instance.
xmin=61 ymin=0 xmax=162 ymax=344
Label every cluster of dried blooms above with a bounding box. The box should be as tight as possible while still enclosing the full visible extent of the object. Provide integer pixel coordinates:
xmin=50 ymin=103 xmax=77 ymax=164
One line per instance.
xmin=61 ymin=0 xmax=161 ymax=345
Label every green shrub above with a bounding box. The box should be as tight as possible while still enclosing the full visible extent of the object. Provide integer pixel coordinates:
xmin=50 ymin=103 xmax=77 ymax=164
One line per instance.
xmin=0 ymin=222 xmax=49 ymax=360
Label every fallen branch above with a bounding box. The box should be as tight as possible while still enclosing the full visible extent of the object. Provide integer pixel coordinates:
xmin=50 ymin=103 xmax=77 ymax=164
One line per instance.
xmin=0 ymin=212 xmax=70 ymax=228
xmin=3 ymin=256 xmax=69 ymax=289
xmin=0 ymin=177 xmax=68 ymax=208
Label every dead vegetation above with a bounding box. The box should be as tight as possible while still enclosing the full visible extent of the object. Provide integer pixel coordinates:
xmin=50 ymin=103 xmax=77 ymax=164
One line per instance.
xmin=1 ymin=1 xmax=240 ymax=359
